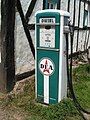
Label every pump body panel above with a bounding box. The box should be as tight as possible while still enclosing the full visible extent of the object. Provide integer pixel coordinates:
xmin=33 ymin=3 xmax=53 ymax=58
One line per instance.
xmin=35 ymin=10 xmax=70 ymax=104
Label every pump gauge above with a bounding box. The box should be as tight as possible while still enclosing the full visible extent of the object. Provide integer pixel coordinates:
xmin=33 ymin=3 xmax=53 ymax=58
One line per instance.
xmin=39 ymin=18 xmax=55 ymax=48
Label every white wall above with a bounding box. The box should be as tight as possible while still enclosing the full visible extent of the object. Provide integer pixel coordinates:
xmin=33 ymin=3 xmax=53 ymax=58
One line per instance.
xmin=0 ymin=0 xmax=1 ymax=31
xmin=15 ymin=0 xmax=90 ymax=74
xmin=15 ymin=0 xmax=43 ymax=74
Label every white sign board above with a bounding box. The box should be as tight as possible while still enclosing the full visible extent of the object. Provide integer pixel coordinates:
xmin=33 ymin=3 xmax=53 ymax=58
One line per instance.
xmin=39 ymin=18 xmax=55 ymax=48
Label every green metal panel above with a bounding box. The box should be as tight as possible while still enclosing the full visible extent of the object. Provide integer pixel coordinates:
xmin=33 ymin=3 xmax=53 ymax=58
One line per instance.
xmin=36 ymin=11 xmax=61 ymax=104
xmin=37 ymin=50 xmax=59 ymax=104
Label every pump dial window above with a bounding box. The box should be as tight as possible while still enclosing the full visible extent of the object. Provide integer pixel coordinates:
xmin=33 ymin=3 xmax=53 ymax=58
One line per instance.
xmin=40 ymin=25 xmax=55 ymax=48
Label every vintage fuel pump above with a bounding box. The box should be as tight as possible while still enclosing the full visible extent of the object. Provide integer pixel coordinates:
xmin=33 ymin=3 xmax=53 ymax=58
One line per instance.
xmin=35 ymin=9 xmax=70 ymax=104
xmin=44 ymin=0 xmax=60 ymax=9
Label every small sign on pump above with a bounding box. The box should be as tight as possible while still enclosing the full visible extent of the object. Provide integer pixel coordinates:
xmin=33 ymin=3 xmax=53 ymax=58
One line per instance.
xmin=39 ymin=58 xmax=55 ymax=76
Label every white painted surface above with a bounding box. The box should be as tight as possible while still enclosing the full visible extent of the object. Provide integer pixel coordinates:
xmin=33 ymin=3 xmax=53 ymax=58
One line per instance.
xmin=15 ymin=0 xmax=90 ymax=74
xmin=40 ymin=25 xmax=55 ymax=48
xmin=44 ymin=75 xmax=49 ymax=104
xmin=58 ymin=16 xmax=64 ymax=102
xmin=69 ymin=0 xmax=74 ymax=24
xmin=88 ymin=5 xmax=90 ymax=27
xmin=0 ymin=0 xmax=1 ymax=31
xmin=75 ymin=0 xmax=79 ymax=26
xmin=80 ymin=2 xmax=84 ymax=28
xmin=61 ymin=0 xmax=68 ymax=11
xmin=58 ymin=16 xmax=67 ymax=102
xmin=0 ymin=52 xmax=1 ymax=63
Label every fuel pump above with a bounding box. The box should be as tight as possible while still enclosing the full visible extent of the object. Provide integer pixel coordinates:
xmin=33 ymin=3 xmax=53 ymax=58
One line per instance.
xmin=35 ymin=9 xmax=70 ymax=104
xmin=44 ymin=0 xmax=60 ymax=9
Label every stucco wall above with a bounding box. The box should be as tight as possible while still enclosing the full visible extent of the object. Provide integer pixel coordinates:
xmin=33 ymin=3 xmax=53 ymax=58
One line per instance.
xmin=0 ymin=0 xmax=1 ymax=31
xmin=15 ymin=0 xmax=43 ymax=74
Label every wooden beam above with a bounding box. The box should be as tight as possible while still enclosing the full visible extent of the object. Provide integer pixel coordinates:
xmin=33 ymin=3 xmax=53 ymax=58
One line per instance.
xmin=1 ymin=0 xmax=15 ymax=92
xmin=81 ymin=0 xmax=90 ymax=5
xmin=16 ymin=69 xmax=35 ymax=81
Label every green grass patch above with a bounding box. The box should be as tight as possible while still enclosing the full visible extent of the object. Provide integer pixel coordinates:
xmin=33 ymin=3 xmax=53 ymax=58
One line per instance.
xmin=73 ymin=64 xmax=90 ymax=109
xmin=0 ymin=64 xmax=90 ymax=120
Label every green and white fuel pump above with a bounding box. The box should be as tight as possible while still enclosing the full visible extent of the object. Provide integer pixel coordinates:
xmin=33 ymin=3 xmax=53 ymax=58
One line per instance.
xmin=35 ymin=9 xmax=70 ymax=104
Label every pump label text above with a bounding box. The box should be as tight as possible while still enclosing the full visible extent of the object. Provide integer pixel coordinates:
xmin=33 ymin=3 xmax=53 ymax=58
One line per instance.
xmin=40 ymin=18 xmax=55 ymax=24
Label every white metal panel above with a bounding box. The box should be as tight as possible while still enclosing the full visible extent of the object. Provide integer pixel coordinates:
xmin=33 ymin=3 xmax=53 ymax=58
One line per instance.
xmin=58 ymin=16 xmax=67 ymax=102
xmin=44 ymin=75 xmax=49 ymax=104
xmin=40 ymin=26 xmax=55 ymax=48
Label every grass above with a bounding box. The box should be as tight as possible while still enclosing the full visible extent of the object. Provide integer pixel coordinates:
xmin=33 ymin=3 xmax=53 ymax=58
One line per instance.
xmin=0 ymin=64 xmax=90 ymax=120
xmin=73 ymin=64 xmax=90 ymax=109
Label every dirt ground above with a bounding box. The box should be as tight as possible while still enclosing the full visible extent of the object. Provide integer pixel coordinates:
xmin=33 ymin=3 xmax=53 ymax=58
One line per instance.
xmin=0 ymin=102 xmax=26 ymax=120
xmin=0 ymin=75 xmax=90 ymax=120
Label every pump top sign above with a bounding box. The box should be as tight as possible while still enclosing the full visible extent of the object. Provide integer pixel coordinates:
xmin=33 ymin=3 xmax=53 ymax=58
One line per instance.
xmin=40 ymin=18 xmax=55 ymax=24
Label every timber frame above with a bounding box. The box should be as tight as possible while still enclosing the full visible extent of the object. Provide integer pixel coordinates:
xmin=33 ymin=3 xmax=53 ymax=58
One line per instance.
xmin=1 ymin=0 xmax=15 ymax=92
xmin=0 ymin=0 xmax=90 ymax=92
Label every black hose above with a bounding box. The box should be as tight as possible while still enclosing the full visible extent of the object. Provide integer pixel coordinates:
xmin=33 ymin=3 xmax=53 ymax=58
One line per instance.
xmin=25 ymin=0 xmax=37 ymax=23
xmin=17 ymin=0 xmax=35 ymax=59
xmin=70 ymin=33 xmax=90 ymax=114
xmin=66 ymin=30 xmax=90 ymax=119
xmin=66 ymin=33 xmax=87 ymax=120
xmin=67 ymin=24 xmax=90 ymax=113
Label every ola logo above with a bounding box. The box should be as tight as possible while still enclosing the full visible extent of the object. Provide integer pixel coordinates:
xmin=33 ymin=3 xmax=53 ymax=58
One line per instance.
xmin=39 ymin=58 xmax=55 ymax=76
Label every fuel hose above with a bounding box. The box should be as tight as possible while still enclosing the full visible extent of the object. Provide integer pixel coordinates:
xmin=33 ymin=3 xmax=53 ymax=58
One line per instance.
xmin=66 ymin=28 xmax=90 ymax=119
